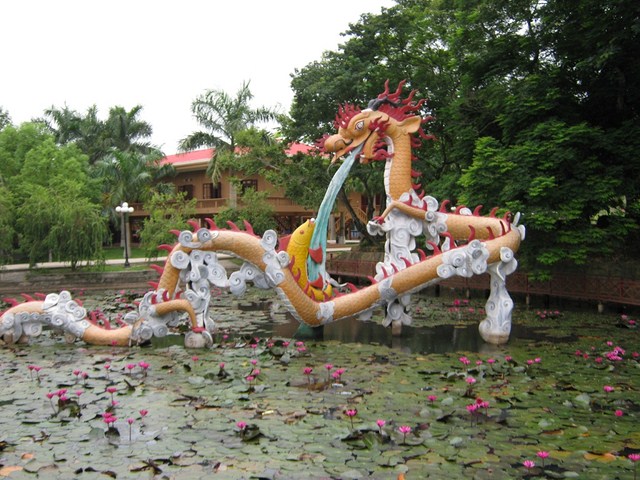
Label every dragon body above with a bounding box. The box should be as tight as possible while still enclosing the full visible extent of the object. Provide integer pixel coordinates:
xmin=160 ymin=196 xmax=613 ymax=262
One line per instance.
xmin=1 ymin=82 xmax=524 ymax=347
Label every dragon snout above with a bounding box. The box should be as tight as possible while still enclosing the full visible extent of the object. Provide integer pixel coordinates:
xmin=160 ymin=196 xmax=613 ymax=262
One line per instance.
xmin=323 ymin=135 xmax=351 ymax=151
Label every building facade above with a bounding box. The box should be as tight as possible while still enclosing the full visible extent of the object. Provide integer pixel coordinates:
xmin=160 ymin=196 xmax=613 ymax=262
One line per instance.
xmin=130 ymin=146 xmax=370 ymax=241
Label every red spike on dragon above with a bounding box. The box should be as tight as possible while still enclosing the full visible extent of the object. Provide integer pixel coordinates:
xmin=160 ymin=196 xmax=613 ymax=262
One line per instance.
xmin=0 ymin=82 xmax=524 ymax=348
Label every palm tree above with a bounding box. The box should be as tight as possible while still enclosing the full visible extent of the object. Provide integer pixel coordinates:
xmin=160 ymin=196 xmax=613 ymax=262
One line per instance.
xmin=43 ymin=105 xmax=83 ymax=145
xmin=93 ymin=150 xmax=175 ymax=213
xmin=93 ymin=149 xmax=175 ymax=251
xmin=104 ymin=105 xmax=154 ymax=154
xmin=179 ymin=81 xmax=278 ymax=183
xmin=74 ymin=106 xmax=111 ymax=164
xmin=43 ymin=104 xmax=156 ymax=164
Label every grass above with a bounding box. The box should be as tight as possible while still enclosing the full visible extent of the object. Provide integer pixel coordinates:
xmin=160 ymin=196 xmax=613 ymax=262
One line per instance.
xmin=102 ymin=245 xmax=148 ymax=260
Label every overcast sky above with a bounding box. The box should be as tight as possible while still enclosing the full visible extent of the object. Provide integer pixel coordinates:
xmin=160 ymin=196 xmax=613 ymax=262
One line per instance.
xmin=1 ymin=0 xmax=395 ymax=153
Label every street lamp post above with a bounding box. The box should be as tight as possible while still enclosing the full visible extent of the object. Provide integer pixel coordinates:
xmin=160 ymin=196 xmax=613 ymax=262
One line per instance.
xmin=115 ymin=201 xmax=135 ymax=268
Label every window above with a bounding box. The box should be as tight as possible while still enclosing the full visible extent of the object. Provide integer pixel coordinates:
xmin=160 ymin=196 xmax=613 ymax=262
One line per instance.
xmin=240 ymin=179 xmax=258 ymax=194
xmin=178 ymin=184 xmax=194 ymax=200
xmin=203 ymin=182 xmax=222 ymax=199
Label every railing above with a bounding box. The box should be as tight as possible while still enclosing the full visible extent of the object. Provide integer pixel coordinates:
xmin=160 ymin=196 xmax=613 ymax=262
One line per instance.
xmin=326 ymin=258 xmax=640 ymax=306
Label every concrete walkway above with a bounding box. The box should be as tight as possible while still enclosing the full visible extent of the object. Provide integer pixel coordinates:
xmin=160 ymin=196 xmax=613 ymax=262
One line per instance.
xmin=0 ymin=244 xmax=356 ymax=296
xmin=1 ymin=255 xmax=168 ymax=272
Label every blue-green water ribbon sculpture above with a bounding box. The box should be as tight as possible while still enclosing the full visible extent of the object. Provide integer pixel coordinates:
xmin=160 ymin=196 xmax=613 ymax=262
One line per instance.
xmin=307 ymin=144 xmax=363 ymax=283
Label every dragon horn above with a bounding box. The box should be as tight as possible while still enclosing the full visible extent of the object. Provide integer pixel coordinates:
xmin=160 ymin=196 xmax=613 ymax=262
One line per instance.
xmin=346 ymin=283 xmax=359 ymax=292
xmin=187 ymin=219 xmax=200 ymax=231
xmin=205 ymin=217 xmax=218 ymax=230
xmin=149 ymin=264 xmax=164 ymax=275
xmin=243 ymin=220 xmax=256 ymax=236
xmin=157 ymin=244 xmax=174 ymax=253
xmin=226 ymin=221 xmax=240 ymax=231
xmin=454 ymin=205 xmax=467 ymax=214
xmin=467 ymin=225 xmax=476 ymax=242
xmin=427 ymin=241 xmax=441 ymax=255
xmin=486 ymin=226 xmax=496 ymax=240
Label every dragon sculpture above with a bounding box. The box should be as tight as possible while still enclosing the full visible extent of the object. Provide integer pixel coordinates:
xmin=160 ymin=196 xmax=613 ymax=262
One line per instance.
xmin=0 ymin=82 xmax=524 ymax=347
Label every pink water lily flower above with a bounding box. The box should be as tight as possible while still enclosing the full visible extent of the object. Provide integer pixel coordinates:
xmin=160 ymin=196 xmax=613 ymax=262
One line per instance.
xmin=398 ymin=425 xmax=412 ymax=443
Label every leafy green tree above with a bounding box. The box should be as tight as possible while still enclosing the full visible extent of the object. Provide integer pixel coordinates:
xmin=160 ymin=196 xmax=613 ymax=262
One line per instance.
xmin=286 ymin=0 xmax=640 ymax=275
xmin=0 ymin=123 xmax=51 ymax=182
xmin=139 ymin=191 xmax=196 ymax=259
xmin=179 ymin=81 xmax=278 ymax=183
xmin=215 ymin=187 xmax=277 ymax=236
xmin=0 ymin=185 xmax=14 ymax=265
xmin=0 ymin=107 xmax=11 ymax=130
xmin=265 ymin=150 xmax=332 ymax=211
xmin=10 ymin=136 xmax=107 ymax=268
xmin=456 ymin=0 xmax=640 ymax=275
xmin=0 ymin=123 xmax=52 ymax=264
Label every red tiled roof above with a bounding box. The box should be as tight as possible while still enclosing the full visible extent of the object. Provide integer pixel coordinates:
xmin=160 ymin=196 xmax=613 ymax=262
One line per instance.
xmin=161 ymin=143 xmax=314 ymax=166
xmin=161 ymin=148 xmax=214 ymax=166
xmin=285 ymin=143 xmax=315 ymax=155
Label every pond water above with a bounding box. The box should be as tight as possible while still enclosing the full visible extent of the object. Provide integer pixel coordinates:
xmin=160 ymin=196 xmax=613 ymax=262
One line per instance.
xmin=150 ymin=288 xmax=577 ymax=353
xmin=1 ymin=286 xmax=638 ymax=479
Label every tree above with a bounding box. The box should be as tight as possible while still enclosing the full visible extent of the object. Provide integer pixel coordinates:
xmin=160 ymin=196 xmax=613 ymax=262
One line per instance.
xmin=10 ymin=134 xmax=108 ymax=268
xmin=265 ymin=150 xmax=332 ymax=211
xmin=43 ymin=104 xmax=157 ymax=164
xmin=0 ymin=107 xmax=11 ymax=130
xmin=0 ymin=123 xmax=51 ymax=183
xmin=0 ymin=185 xmax=14 ymax=265
xmin=179 ymin=81 xmax=278 ymax=183
xmin=104 ymin=105 xmax=155 ymax=154
xmin=139 ymin=192 xmax=196 ymax=260
xmin=456 ymin=0 xmax=640 ymax=276
xmin=92 ymin=150 xmax=175 ymax=212
xmin=286 ymin=0 xmax=640 ymax=276
xmin=43 ymin=104 xmax=84 ymax=145
xmin=0 ymin=123 xmax=53 ymax=264
xmin=214 ymin=187 xmax=277 ymax=236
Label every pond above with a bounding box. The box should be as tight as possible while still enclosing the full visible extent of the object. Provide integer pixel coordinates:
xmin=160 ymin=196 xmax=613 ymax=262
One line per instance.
xmin=0 ymin=287 xmax=638 ymax=479
xmin=154 ymin=289 xmax=577 ymax=355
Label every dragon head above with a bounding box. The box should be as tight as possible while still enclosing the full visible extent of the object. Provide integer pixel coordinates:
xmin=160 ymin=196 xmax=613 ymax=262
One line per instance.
xmin=320 ymin=80 xmax=430 ymax=164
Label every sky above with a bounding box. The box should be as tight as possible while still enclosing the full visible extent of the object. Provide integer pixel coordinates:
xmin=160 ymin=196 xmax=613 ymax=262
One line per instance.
xmin=1 ymin=0 xmax=395 ymax=154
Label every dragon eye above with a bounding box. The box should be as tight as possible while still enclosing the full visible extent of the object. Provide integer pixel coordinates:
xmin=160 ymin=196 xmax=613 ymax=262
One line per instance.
xmin=354 ymin=120 xmax=364 ymax=131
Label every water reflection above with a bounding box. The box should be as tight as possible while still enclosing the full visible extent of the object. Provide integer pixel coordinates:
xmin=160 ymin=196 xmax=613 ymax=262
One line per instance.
xmin=261 ymin=315 xmax=557 ymax=355
xmin=200 ymin=292 xmax=572 ymax=354
xmin=153 ymin=288 xmax=570 ymax=355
